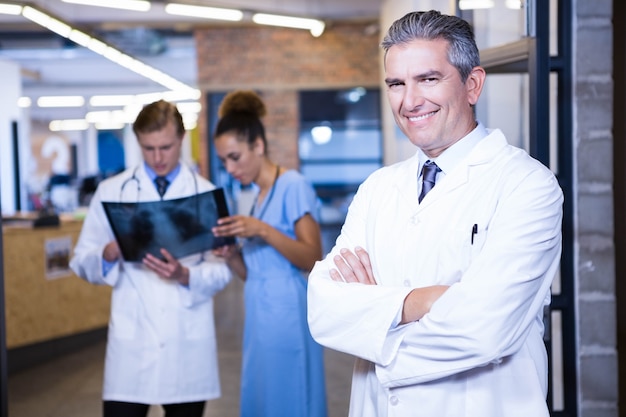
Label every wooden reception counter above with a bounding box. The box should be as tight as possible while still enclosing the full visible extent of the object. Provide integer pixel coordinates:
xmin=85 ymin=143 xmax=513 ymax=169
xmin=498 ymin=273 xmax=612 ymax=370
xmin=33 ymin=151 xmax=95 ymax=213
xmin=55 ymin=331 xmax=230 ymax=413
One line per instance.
xmin=2 ymin=216 xmax=111 ymax=350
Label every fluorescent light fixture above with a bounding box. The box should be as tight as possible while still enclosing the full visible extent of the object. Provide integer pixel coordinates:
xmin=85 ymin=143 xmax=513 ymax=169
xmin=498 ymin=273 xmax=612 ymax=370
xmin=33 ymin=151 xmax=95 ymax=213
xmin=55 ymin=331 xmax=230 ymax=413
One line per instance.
xmin=49 ymin=119 xmax=89 ymax=131
xmin=17 ymin=4 xmax=200 ymax=98
xmin=68 ymin=29 xmax=92 ymax=47
xmin=61 ymin=0 xmax=151 ymax=12
xmin=90 ymin=95 xmax=136 ymax=107
xmin=17 ymin=97 xmax=31 ymax=108
xmin=130 ymin=90 xmax=202 ymax=107
xmin=162 ymin=89 xmax=202 ymax=102
xmin=38 ymin=96 xmax=85 ymax=107
xmin=95 ymin=122 xmax=127 ymax=130
xmin=311 ymin=125 xmax=332 ymax=145
xmin=165 ymin=3 xmax=243 ymax=22
xmin=176 ymin=102 xmax=202 ymax=114
xmin=252 ymin=13 xmax=325 ymax=37
xmin=22 ymin=6 xmax=72 ymax=38
xmin=505 ymin=0 xmax=523 ymax=9
xmin=86 ymin=110 xmax=135 ymax=130
xmin=123 ymin=103 xmax=144 ymax=121
xmin=85 ymin=37 xmax=108 ymax=55
xmin=0 ymin=3 xmax=22 ymax=15
xmin=182 ymin=113 xmax=198 ymax=130
xmin=458 ymin=0 xmax=495 ymax=10
xmin=85 ymin=110 xmax=132 ymax=124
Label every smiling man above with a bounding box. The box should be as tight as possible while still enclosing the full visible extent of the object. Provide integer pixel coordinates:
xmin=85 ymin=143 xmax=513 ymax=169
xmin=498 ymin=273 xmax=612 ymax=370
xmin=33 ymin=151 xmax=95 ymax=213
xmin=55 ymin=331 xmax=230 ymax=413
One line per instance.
xmin=307 ymin=10 xmax=564 ymax=417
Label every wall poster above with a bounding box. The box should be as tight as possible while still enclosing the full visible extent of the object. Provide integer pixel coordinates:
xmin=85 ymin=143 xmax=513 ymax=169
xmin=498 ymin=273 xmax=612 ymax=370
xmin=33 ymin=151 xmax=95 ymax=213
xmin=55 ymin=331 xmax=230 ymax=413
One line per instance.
xmin=44 ymin=236 xmax=72 ymax=279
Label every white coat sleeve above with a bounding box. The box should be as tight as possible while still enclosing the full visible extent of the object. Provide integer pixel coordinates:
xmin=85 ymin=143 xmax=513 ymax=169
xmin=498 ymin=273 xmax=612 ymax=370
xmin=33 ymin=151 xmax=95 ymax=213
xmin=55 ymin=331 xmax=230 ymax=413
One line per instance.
xmin=309 ymin=161 xmax=563 ymax=387
xmin=374 ymin=167 xmax=563 ymax=387
xmin=178 ymin=251 xmax=232 ymax=308
xmin=70 ymin=185 xmax=122 ymax=287
xmin=308 ymin=171 xmax=415 ymax=366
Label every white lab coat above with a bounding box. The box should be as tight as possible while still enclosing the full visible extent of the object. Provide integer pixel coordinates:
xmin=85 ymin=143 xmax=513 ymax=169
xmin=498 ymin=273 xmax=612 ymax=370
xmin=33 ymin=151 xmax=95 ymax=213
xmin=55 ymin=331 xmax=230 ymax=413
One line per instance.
xmin=307 ymin=129 xmax=563 ymax=417
xmin=70 ymin=163 xmax=232 ymax=404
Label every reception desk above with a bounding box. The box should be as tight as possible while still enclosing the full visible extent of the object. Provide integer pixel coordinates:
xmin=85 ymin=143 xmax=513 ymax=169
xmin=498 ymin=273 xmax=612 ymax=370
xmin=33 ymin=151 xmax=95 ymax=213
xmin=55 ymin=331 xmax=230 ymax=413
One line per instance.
xmin=2 ymin=217 xmax=111 ymax=350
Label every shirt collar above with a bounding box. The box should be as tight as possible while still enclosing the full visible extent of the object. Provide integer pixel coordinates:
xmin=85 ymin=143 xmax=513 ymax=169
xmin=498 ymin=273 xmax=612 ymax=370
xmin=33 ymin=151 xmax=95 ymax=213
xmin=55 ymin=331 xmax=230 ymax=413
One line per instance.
xmin=143 ymin=162 xmax=181 ymax=183
xmin=418 ymin=121 xmax=489 ymax=176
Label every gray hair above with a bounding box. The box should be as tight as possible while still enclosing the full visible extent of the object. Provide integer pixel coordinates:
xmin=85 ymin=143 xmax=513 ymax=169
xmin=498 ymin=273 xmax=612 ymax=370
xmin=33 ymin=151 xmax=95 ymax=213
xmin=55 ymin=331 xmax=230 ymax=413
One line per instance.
xmin=381 ymin=10 xmax=480 ymax=82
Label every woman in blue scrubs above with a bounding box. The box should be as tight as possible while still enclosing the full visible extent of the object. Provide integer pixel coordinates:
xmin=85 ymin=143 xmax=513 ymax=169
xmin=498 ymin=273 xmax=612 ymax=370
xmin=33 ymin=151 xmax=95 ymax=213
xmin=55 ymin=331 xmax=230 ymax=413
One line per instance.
xmin=212 ymin=90 xmax=328 ymax=417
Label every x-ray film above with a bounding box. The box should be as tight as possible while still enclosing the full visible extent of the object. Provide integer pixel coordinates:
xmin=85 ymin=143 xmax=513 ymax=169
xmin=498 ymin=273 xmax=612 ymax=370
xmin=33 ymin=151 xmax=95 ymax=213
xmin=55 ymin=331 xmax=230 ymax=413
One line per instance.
xmin=102 ymin=188 xmax=234 ymax=262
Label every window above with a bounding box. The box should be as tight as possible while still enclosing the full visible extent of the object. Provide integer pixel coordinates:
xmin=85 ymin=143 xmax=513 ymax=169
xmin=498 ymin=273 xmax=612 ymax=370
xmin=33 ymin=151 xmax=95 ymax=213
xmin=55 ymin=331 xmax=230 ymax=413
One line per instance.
xmin=298 ymin=88 xmax=383 ymax=228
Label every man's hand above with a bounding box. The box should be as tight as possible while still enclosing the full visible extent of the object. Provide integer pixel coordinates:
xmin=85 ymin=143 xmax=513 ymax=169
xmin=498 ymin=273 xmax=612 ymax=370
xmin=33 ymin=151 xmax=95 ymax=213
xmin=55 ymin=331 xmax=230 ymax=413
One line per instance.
xmin=143 ymin=248 xmax=190 ymax=286
xmin=330 ymin=246 xmax=449 ymax=324
xmin=401 ymin=285 xmax=449 ymax=324
xmin=103 ymin=241 xmax=121 ymax=262
xmin=330 ymin=246 xmax=377 ymax=285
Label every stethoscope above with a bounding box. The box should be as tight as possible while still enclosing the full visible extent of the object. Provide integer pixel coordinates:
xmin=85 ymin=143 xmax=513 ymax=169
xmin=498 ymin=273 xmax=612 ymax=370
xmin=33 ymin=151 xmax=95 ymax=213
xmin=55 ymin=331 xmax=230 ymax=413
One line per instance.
xmin=119 ymin=164 xmax=198 ymax=203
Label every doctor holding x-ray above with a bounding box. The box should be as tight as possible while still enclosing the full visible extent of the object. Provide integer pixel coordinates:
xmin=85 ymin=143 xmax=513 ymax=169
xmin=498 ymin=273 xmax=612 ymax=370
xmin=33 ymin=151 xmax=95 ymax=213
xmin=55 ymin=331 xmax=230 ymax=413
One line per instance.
xmin=70 ymin=99 xmax=231 ymax=417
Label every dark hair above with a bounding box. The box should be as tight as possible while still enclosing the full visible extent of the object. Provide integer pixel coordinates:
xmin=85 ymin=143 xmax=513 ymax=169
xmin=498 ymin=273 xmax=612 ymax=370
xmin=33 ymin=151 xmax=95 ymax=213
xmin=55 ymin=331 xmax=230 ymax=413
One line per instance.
xmin=132 ymin=99 xmax=185 ymax=138
xmin=214 ymin=90 xmax=268 ymax=153
xmin=380 ymin=10 xmax=480 ymax=82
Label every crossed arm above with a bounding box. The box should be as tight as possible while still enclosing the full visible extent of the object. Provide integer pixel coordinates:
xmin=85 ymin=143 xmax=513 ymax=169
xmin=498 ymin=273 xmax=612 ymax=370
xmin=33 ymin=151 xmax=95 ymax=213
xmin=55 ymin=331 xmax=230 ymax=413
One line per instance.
xmin=330 ymin=246 xmax=448 ymax=324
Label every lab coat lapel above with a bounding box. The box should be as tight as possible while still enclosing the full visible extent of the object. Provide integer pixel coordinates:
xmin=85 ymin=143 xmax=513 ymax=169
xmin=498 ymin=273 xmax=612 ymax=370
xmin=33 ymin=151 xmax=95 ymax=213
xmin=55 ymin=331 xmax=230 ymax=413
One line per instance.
xmin=166 ymin=164 xmax=195 ymax=199
xmin=416 ymin=129 xmax=509 ymax=209
xmin=135 ymin=162 xmax=196 ymax=201
xmin=133 ymin=167 xmax=161 ymax=202
xmin=392 ymin=152 xmax=421 ymax=211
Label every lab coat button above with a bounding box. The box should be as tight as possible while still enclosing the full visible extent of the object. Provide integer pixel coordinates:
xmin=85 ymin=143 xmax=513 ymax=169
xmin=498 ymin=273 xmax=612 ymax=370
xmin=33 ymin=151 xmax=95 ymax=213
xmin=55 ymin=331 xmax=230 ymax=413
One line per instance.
xmin=389 ymin=395 xmax=399 ymax=406
xmin=403 ymin=280 xmax=410 ymax=287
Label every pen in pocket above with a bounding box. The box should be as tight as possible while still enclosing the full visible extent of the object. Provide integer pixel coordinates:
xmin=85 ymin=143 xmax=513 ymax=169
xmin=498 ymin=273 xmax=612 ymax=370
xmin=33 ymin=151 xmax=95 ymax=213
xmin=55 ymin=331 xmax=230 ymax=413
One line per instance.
xmin=471 ymin=224 xmax=478 ymax=245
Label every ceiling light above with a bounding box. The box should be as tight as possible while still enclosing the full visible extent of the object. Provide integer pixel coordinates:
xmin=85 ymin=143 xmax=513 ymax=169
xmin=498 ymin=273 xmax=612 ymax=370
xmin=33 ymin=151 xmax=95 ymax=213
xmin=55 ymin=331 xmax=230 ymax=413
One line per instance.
xmin=17 ymin=97 xmax=31 ymax=108
xmin=165 ymin=3 xmax=243 ymax=22
xmin=95 ymin=122 xmax=127 ymax=130
xmin=458 ymin=0 xmax=495 ymax=10
xmin=176 ymin=101 xmax=202 ymax=115
xmin=182 ymin=113 xmax=198 ymax=131
xmin=49 ymin=119 xmax=89 ymax=132
xmin=311 ymin=125 xmax=332 ymax=145
xmin=38 ymin=96 xmax=85 ymax=107
xmin=0 ymin=3 xmax=22 ymax=15
xmin=61 ymin=0 xmax=151 ymax=12
xmin=68 ymin=29 xmax=92 ymax=47
xmin=18 ymin=4 xmax=200 ymax=99
xmin=162 ymin=90 xmax=202 ymax=102
xmin=86 ymin=110 xmax=126 ymax=123
xmin=22 ymin=6 xmax=72 ymax=37
xmin=90 ymin=95 xmax=136 ymax=107
xmin=252 ymin=13 xmax=325 ymax=37
xmin=505 ymin=0 xmax=523 ymax=9
xmin=88 ymin=108 xmax=138 ymax=127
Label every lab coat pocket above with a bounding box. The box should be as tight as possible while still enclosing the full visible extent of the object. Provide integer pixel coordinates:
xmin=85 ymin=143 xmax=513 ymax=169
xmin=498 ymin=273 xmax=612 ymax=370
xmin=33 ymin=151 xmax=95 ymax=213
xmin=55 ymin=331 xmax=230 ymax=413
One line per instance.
xmin=109 ymin=290 xmax=139 ymax=339
xmin=469 ymin=223 xmax=487 ymax=260
xmin=183 ymin=304 xmax=213 ymax=340
xmin=437 ymin=224 xmax=485 ymax=283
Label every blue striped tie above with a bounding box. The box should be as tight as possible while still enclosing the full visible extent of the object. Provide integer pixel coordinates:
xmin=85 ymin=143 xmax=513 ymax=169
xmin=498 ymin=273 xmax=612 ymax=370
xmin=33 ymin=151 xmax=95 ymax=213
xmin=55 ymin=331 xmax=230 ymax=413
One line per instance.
xmin=418 ymin=161 xmax=440 ymax=203
xmin=155 ymin=176 xmax=169 ymax=197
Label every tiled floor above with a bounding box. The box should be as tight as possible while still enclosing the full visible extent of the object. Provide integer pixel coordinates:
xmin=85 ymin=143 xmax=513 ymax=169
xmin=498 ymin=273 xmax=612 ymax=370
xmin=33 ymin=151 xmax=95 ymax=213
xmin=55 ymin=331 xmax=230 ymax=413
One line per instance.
xmin=7 ymin=278 xmax=355 ymax=417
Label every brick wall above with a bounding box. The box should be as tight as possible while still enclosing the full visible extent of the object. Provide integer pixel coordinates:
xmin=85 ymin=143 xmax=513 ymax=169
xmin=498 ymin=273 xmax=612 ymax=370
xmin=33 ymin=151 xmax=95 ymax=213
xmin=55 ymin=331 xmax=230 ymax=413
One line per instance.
xmin=194 ymin=22 xmax=381 ymax=175
xmin=574 ymin=0 xmax=618 ymax=416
